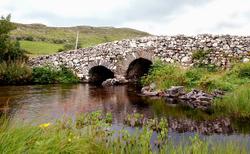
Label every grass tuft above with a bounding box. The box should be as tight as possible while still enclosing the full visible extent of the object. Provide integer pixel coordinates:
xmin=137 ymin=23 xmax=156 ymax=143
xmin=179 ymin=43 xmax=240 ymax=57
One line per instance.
xmin=214 ymin=84 xmax=250 ymax=117
xmin=0 ymin=61 xmax=32 ymax=85
xmin=141 ymin=61 xmax=187 ymax=90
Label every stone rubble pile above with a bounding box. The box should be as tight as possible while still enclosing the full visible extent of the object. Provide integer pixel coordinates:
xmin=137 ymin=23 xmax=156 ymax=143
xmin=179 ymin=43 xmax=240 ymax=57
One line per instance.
xmin=28 ymin=34 xmax=250 ymax=79
xmin=124 ymin=113 xmax=233 ymax=134
xmin=179 ymin=89 xmax=214 ymax=111
xmin=141 ymin=85 xmax=223 ymax=111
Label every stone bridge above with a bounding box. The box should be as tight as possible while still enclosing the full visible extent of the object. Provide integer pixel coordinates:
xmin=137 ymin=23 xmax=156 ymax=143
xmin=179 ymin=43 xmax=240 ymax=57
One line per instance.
xmin=29 ymin=34 xmax=250 ymax=84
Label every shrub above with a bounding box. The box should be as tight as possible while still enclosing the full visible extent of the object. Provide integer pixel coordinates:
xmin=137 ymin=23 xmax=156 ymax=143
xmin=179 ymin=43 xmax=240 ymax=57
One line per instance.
xmin=62 ymin=42 xmax=82 ymax=51
xmin=185 ymin=68 xmax=209 ymax=88
xmin=31 ymin=66 xmax=79 ymax=84
xmin=141 ymin=61 xmax=187 ymax=90
xmin=56 ymin=66 xmax=80 ymax=83
xmin=230 ymin=62 xmax=250 ymax=79
xmin=198 ymin=74 xmax=233 ymax=92
xmin=192 ymin=49 xmax=218 ymax=72
xmin=31 ymin=66 xmax=58 ymax=84
xmin=57 ymin=48 xmax=64 ymax=52
xmin=38 ymin=37 xmax=47 ymax=41
xmin=192 ymin=49 xmax=211 ymax=60
xmin=0 ymin=61 xmax=32 ymax=85
xmin=52 ymin=39 xmax=66 ymax=44
xmin=0 ymin=15 xmax=27 ymax=62
xmin=24 ymin=35 xmax=34 ymax=41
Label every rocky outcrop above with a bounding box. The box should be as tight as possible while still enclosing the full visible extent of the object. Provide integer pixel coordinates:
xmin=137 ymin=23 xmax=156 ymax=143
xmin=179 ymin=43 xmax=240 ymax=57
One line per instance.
xmin=28 ymin=34 xmax=250 ymax=80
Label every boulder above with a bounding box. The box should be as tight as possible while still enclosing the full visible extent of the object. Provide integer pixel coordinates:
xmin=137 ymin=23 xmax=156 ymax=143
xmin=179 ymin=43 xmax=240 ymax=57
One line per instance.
xmin=102 ymin=76 xmax=128 ymax=87
xmin=165 ymin=86 xmax=185 ymax=98
xmin=212 ymin=89 xmax=225 ymax=98
xmin=243 ymin=58 xmax=249 ymax=63
xmin=102 ymin=78 xmax=119 ymax=87
xmin=141 ymin=83 xmax=159 ymax=96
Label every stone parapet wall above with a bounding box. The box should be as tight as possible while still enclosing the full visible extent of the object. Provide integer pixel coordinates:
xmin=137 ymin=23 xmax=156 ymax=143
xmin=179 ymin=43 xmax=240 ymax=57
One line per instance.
xmin=29 ymin=34 xmax=250 ymax=78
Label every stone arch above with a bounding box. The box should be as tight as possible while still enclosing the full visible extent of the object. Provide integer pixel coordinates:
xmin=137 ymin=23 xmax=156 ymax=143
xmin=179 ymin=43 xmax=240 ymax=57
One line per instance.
xmin=126 ymin=58 xmax=152 ymax=80
xmin=88 ymin=59 xmax=115 ymax=71
xmin=88 ymin=65 xmax=114 ymax=85
xmin=116 ymin=48 xmax=155 ymax=77
xmin=87 ymin=59 xmax=115 ymax=84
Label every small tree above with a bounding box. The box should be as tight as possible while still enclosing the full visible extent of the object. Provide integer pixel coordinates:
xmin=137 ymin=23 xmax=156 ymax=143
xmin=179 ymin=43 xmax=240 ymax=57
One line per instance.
xmin=0 ymin=14 xmax=27 ymax=62
xmin=58 ymin=42 xmax=82 ymax=52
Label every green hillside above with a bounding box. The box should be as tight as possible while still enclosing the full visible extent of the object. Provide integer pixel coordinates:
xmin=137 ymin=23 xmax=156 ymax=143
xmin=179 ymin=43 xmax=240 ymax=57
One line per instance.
xmin=11 ymin=23 xmax=150 ymax=56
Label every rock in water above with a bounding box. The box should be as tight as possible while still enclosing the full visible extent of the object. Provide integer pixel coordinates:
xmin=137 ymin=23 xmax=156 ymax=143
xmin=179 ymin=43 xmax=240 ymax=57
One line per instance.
xmin=102 ymin=78 xmax=119 ymax=87
xmin=179 ymin=89 xmax=214 ymax=111
xmin=102 ymin=76 xmax=128 ymax=87
xmin=141 ymin=84 xmax=159 ymax=96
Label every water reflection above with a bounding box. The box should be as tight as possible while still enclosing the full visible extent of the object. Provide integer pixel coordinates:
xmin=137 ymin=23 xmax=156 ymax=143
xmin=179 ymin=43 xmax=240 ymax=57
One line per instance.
xmin=0 ymin=84 xmax=157 ymax=123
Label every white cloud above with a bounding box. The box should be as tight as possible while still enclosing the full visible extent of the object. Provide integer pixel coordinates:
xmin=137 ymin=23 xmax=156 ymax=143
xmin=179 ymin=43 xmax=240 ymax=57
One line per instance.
xmin=163 ymin=0 xmax=250 ymax=35
xmin=1 ymin=0 xmax=250 ymax=35
xmin=121 ymin=0 xmax=250 ymax=35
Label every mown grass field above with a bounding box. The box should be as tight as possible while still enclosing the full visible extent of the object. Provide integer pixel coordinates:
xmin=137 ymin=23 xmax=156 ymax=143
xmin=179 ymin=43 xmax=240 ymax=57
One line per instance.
xmin=20 ymin=41 xmax=64 ymax=56
xmin=11 ymin=23 xmax=150 ymax=56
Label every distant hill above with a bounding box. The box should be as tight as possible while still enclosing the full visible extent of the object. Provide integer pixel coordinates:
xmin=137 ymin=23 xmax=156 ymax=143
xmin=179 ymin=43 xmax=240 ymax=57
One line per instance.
xmin=10 ymin=23 xmax=150 ymax=56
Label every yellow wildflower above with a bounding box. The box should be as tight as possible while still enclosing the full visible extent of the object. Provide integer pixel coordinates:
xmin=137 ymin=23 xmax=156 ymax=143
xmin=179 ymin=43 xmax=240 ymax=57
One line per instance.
xmin=39 ymin=123 xmax=51 ymax=128
xmin=68 ymin=138 xmax=72 ymax=142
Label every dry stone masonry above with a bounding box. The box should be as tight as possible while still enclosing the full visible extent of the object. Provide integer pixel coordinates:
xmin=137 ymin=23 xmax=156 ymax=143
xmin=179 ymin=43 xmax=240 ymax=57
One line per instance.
xmin=29 ymin=34 xmax=250 ymax=80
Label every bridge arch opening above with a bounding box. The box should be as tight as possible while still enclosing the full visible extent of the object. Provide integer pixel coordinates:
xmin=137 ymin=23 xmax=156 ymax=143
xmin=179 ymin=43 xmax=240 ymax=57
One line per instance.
xmin=88 ymin=65 xmax=114 ymax=85
xmin=126 ymin=58 xmax=152 ymax=81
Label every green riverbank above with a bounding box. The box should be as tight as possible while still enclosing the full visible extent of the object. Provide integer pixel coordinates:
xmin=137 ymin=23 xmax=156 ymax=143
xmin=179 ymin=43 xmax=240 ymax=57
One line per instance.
xmin=141 ymin=60 xmax=250 ymax=118
xmin=0 ymin=111 xmax=248 ymax=154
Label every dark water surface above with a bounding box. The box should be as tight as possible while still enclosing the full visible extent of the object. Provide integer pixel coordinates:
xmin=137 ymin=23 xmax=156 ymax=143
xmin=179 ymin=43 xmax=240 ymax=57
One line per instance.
xmin=0 ymin=84 xmax=250 ymax=144
xmin=0 ymin=84 xmax=162 ymax=123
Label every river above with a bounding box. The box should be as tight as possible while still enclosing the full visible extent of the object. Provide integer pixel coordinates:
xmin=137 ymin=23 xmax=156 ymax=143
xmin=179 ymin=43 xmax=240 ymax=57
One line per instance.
xmin=0 ymin=84 xmax=250 ymax=145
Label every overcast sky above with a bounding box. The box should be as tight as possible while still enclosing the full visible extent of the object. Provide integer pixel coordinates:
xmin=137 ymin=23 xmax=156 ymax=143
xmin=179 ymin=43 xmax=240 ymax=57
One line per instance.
xmin=1 ymin=0 xmax=250 ymax=35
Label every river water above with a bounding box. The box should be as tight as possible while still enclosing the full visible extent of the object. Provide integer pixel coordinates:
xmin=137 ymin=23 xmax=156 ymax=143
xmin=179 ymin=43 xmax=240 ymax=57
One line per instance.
xmin=0 ymin=84 xmax=250 ymax=144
